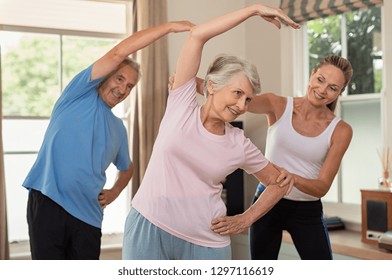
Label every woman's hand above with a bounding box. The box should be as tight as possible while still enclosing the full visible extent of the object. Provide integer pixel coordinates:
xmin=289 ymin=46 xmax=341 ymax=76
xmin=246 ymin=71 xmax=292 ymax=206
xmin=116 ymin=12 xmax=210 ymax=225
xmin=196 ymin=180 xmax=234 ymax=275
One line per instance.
xmin=274 ymin=165 xmax=295 ymax=195
xmin=255 ymin=4 xmax=301 ymax=30
xmin=211 ymin=213 xmax=251 ymax=235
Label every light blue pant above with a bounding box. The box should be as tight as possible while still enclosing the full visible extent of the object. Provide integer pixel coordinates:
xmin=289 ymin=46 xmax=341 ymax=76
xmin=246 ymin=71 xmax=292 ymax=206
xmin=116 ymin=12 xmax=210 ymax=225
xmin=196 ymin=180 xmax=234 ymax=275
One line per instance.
xmin=122 ymin=208 xmax=231 ymax=260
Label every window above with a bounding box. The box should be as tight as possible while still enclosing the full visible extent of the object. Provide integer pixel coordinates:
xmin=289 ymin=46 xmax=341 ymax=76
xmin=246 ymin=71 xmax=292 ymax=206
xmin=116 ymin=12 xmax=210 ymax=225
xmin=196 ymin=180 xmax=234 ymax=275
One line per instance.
xmin=1 ymin=0 xmax=132 ymax=242
xmin=307 ymin=7 xmax=382 ymax=95
xmin=306 ymin=6 xmax=382 ymax=205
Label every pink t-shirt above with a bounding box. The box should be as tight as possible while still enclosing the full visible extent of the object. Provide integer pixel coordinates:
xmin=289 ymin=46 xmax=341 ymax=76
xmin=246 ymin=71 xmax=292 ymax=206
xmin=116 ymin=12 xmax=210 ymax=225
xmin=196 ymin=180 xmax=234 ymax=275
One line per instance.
xmin=132 ymin=78 xmax=268 ymax=248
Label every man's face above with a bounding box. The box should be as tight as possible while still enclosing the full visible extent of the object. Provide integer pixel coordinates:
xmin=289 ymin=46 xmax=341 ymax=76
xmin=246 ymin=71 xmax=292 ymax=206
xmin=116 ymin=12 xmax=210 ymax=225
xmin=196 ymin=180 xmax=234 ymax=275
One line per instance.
xmin=99 ymin=64 xmax=139 ymax=108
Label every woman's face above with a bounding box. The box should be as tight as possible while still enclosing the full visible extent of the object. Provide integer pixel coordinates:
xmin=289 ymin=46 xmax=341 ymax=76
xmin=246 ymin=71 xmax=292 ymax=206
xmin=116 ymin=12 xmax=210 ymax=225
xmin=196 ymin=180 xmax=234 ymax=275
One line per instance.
xmin=210 ymin=73 xmax=254 ymax=122
xmin=307 ymin=64 xmax=345 ymax=107
xmin=99 ymin=64 xmax=138 ymax=108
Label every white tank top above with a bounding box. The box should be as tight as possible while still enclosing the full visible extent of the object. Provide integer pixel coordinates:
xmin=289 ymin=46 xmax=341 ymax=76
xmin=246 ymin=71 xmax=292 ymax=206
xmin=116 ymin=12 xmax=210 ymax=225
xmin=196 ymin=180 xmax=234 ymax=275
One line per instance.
xmin=265 ymin=97 xmax=340 ymax=201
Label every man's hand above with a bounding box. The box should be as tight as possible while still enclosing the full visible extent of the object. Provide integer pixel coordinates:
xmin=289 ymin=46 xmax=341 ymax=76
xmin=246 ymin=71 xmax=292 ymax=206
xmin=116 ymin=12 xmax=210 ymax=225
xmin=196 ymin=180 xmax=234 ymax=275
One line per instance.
xmin=98 ymin=188 xmax=120 ymax=209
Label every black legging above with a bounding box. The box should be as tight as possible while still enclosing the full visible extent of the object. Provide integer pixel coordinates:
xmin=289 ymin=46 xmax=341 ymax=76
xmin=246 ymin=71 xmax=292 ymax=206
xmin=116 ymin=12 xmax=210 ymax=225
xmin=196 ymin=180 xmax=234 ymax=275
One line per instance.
xmin=249 ymin=196 xmax=332 ymax=260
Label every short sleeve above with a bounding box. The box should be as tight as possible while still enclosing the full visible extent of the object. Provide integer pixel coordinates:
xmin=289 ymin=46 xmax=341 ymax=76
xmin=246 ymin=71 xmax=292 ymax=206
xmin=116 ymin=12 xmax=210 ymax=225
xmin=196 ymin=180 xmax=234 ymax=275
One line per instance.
xmin=241 ymin=137 xmax=269 ymax=174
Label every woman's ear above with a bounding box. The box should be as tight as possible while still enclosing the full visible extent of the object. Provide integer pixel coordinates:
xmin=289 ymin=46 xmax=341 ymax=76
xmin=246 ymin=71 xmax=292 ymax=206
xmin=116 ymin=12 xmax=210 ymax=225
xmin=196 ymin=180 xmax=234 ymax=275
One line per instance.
xmin=207 ymin=80 xmax=214 ymax=95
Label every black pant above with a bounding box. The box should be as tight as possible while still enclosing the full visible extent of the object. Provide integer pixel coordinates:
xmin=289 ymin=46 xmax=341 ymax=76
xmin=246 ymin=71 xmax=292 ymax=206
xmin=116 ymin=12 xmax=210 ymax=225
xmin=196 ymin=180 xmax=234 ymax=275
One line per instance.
xmin=27 ymin=189 xmax=102 ymax=260
xmin=249 ymin=197 xmax=332 ymax=260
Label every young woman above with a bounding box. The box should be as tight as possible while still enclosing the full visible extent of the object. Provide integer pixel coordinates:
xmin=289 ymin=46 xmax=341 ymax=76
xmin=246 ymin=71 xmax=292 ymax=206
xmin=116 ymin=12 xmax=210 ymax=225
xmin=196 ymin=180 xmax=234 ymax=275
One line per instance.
xmin=217 ymin=55 xmax=353 ymax=260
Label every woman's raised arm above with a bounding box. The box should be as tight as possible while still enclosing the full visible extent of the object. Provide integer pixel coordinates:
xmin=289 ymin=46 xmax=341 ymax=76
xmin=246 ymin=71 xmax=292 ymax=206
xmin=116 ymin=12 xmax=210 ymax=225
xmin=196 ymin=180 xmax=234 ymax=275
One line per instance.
xmin=172 ymin=4 xmax=300 ymax=91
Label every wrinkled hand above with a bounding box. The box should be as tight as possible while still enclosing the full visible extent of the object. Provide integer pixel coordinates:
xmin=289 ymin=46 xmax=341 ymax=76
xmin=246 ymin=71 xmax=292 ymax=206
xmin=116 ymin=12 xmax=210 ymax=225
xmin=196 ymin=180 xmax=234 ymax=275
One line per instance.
xmin=210 ymin=214 xmax=250 ymax=235
xmin=98 ymin=189 xmax=119 ymax=209
xmin=170 ymin=21 xmax=195 ymax=33
xmin=256 ymin=4 xmax=301 ymax=30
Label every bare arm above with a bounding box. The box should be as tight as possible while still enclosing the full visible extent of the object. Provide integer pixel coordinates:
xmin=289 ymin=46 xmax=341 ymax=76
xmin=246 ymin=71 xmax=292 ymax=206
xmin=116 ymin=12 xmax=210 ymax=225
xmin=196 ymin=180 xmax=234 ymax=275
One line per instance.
xmin=91 ymin=21 xmax=194 ymax=81
xmin=293 ymin=121 xmax=353 ymax=198
xmin=246 ymin=92 xmax=288 ymax=127
xmin=172 ymin=4 xmax=300 ymax=91
xmin=247 ymin=93 xmax=280 ymax=115
xmin=193 ymin=78 xmax=284 ymax=122
xmin=98 ymin=163 xmax=134 ymax=208
xmin=211 ymin=162 xmax=294 ymax=235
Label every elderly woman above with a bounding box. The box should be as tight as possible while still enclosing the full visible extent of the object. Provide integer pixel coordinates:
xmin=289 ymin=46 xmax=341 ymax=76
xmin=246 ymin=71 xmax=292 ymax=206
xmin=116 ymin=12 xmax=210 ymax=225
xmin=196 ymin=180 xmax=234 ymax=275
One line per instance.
xmin=122 ymin=3 xmax=300 ymax=260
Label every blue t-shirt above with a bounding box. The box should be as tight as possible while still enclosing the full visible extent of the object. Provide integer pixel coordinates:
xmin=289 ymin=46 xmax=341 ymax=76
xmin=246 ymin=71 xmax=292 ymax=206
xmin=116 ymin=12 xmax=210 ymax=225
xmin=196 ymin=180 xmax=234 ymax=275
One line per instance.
xmin=23 ymin=64 xmax=131 ymax=228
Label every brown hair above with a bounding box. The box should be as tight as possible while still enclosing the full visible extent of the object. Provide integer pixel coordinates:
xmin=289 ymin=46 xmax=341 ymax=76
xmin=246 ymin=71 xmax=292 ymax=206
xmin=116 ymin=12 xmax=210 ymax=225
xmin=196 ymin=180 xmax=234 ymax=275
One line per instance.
xmin=313 ymin=55 xmax=353 ymax=112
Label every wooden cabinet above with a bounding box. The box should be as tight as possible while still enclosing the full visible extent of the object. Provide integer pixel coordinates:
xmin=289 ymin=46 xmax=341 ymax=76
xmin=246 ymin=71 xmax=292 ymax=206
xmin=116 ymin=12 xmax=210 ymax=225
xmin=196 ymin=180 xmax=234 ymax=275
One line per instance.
xmin=361 ymin=189 xmax=392 ymax=244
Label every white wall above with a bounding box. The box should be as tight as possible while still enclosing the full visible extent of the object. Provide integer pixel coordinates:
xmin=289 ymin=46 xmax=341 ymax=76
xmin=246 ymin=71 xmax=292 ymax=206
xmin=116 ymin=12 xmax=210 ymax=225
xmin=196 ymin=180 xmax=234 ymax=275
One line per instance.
xmin=382 ymin=1 xmax=392 ymax=151
xmin=167 ymin=0 xmax=285 ymax=208
xmin=167 ymin=0 xmax=246 ymax=79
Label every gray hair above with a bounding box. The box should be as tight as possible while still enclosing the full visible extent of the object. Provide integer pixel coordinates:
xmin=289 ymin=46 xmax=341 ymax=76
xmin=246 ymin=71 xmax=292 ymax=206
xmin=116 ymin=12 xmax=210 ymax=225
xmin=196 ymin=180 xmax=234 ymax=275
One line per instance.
xmin=122 ymin=57 xmax=142 ymax=83
xmin=98 ymin=57 xmax=141 ymax=90
xmin=203 ymin=54 xmax=261 ymax=96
